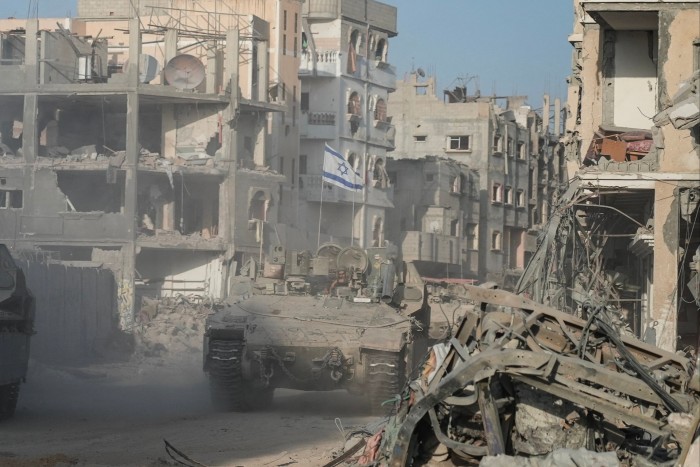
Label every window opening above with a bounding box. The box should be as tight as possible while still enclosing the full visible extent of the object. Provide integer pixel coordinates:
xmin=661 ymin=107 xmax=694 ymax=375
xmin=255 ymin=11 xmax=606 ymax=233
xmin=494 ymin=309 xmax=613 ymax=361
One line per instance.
xmin=448 ymin=135 xmax=470 ymax=151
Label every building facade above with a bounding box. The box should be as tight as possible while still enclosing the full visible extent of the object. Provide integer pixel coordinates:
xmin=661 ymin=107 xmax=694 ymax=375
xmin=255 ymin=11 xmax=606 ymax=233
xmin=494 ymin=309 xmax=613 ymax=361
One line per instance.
xmin=519 ymin=0 xmax=700 ymax=352
xmin=385 ymin=156 xmax=481 ymax=280
xmin=298 ymin=0 xmax=397 ymax=249
xmin=387 ymin=73 xmax=562 ymax=285
xmin=0 ymin=0 xmax=303 ymax=329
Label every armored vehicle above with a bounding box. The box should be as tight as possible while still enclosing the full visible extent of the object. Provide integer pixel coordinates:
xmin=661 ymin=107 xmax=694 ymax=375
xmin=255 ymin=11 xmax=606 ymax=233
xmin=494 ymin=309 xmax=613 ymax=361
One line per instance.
xmin=203 ymin=244 xmax=429 ymax=412
xmin=0 ymin=244 xmax=34 ymax=420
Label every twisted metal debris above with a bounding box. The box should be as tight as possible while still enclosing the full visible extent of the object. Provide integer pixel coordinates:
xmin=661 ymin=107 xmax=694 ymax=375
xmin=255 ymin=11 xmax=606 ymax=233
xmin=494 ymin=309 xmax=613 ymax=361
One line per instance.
xmin=360 ymin=284 xmax=700 ymax=466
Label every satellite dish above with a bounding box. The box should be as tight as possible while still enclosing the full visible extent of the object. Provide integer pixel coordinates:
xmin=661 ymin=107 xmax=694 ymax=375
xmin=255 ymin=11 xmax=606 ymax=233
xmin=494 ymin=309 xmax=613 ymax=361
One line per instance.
xmin=416 ymin=67 xmax=425 ymax=78
xmin=124 ymin=54 xmax=161 ymax=84
xmin=164 ymin=54 xmax=205 ymax=90
xmin=336 ymin=246 xmax=369 ymax=274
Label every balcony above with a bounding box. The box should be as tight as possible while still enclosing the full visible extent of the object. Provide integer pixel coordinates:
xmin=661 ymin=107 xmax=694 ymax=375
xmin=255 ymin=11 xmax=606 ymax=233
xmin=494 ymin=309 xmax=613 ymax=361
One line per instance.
xmin=299 ymin=50 xmax=340 ymax=77
xmin=400 ymin=231 xmax=464 ymax=265
xmin=368 ymin=60 xmax=397 ymax=90
xmin=300 ymin=111 xmax=338 ymax=140
xmin=299 ymin=174 xmax=393 ymax=208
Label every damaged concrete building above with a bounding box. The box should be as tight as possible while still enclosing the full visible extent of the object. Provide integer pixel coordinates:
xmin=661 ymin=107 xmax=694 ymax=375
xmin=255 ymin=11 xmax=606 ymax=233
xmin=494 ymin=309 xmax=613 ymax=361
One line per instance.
xmin=387 ymin=72 xmax=567 ymax=286
xmin=518 ymin=0 xmax=700 ymax=352
xmin=385 ymin=156 xmax=481 ymax=280
xmin=298 ymin=0 xmax=397 ymax=247
xmin=0 ymin=0 xmax=305 ymax=329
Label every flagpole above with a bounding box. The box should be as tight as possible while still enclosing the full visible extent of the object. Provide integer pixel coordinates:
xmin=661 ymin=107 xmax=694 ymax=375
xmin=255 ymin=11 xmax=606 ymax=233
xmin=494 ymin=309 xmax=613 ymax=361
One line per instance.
xmin=317 ymin=177 xmax=324 ymax=249
xmin=351 ymin=188 xmax=355 ymax=246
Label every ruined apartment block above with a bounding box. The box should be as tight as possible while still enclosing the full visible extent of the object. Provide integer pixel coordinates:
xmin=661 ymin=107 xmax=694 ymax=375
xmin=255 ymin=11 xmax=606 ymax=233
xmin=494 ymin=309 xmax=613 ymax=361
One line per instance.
xmin=388 ymin=72 xmax=566 ymax=286
xmin=0 ymin=0 xmax=304 ymax=330
xmin=385 ymin=156 xmax=481 ymax=280
xmin=298 ymin=0 xmax=397 ymax=248
xmin=519 ymin=0 xmax=700 ymax=352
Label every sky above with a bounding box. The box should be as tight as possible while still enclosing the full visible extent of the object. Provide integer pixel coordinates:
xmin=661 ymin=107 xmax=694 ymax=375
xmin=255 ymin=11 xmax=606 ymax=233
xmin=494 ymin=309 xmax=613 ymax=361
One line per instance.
xmin=1 ymin=0 xmax=574 ymax=105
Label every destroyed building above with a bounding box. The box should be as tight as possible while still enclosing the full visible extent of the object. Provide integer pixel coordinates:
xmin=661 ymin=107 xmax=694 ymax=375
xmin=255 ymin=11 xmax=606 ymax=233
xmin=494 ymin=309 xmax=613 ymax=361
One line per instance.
xmin=518 ymin=0 xmax=700 ymax=353
xmin=298 ymin=0 xmax=397 ymax=247
xmin=384 ymin=156 xmax=481 ymax=280
xmin=387 ymin=72 xmax=567 ymax=286
xmin=0 ymin=0 xmax=306 ymax=331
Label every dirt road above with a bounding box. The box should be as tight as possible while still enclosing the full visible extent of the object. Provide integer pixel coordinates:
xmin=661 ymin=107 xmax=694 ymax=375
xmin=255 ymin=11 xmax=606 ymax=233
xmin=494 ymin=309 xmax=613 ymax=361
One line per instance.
xmin=0 ymin=357 xmax=377 ymax=467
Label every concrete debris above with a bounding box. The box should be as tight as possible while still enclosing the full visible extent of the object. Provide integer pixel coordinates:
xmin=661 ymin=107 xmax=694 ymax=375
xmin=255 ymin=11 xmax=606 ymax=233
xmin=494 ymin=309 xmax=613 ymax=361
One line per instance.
xmin=133 ymin=296 xmax=214 ymax=361
xmin=339 ymin=284 xmax=699 ymax=466
xmin=480 ymin=448 xmax=619 ymax=467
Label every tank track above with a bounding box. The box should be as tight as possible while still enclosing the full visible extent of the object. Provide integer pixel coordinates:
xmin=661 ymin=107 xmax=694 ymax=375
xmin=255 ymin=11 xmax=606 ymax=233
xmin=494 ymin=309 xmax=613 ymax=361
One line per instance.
xmin=207 ymin=338 xmax=273 ymax=412
xmin=366 ymin=350 xmax=405 ymax=416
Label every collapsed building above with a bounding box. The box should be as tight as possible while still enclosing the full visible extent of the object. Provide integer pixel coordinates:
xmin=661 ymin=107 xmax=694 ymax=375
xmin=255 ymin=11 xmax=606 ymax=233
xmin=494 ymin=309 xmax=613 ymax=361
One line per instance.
xmin=0 ymin=0 xmax=305 ymax=336
xmin=518 ymin=0 xmax=699 ymax=353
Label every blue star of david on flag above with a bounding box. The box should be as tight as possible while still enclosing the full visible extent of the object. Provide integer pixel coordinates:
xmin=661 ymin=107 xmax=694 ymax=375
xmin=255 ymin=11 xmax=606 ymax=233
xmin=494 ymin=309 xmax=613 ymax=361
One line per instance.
xmin=322 ymin=144 xmax=363 ymax=191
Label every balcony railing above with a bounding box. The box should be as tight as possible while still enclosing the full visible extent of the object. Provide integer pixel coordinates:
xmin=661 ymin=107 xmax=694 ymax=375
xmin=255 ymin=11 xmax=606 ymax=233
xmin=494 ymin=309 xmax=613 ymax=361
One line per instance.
xmin=300 ymin=111 xmax=338 ymax=140
xmin=299 ymin=174 xmax=393 ymax=208
xmin=299 ymin=50 xmax=340 ymax=77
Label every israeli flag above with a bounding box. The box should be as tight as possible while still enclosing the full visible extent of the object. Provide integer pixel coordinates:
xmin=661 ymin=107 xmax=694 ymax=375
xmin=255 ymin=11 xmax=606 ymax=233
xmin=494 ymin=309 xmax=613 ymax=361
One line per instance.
xmin=322 ymin=144 xmax=363 ymax=191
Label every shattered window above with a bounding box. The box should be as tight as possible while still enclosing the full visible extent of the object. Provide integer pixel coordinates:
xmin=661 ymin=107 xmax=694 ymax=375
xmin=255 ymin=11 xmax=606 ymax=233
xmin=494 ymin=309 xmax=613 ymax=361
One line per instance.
xmin=517 ymin=141 xmax=526 ymax=159
xmin=448 ymin=135 xmax=470 ymax=151
xmin=347 ymin=92 xmax=361 ymax=116
xmin=374 ymin=98 xmax=387 ymax=122
xmin=516 ymin=189 xmax=525 ymax=207
xmin=375 ymin=38 xmax=387 ymax=62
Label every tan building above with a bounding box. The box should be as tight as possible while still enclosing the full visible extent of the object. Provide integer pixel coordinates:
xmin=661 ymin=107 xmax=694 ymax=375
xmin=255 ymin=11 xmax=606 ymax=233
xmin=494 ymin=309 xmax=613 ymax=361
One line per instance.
xmin=519 ymin=0 xmax=700 ymax=352
xmin=385 ymin=156 xmax=481 ymax=280
xmin=298 ymin=0 xmax=397 ymax=249
xmin=388 ymin=72 xmax=564 ymax=285
xmin=0 ymin=0 xmax=304 ymax=329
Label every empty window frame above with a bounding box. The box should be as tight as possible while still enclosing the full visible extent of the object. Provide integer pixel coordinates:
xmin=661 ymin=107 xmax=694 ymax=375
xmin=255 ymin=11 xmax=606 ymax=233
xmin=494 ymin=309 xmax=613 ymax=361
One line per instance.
xmin=374 ymin=98 xmax=387 ymax=122
xmin=491 ymin=230 xmax=502 ymax=251
xmin=465 ymin=223 xmax=478 ymax=250
xmin=447 ymin=135 xmax=471 ymax=151
xmin=0 ymin=189 xmax=22 ymax=209
xmin=491 ymin=183 xmax=502 ymax=203
xmin=517 ymin=141 xmax=526 ymax=160
xmin=516 ymin=189 xmax=525 ymax=207
xmin=414 ymin=135 xmax=427 ymax=142
xmin=504 ymin=186 xmax=513 ymax=204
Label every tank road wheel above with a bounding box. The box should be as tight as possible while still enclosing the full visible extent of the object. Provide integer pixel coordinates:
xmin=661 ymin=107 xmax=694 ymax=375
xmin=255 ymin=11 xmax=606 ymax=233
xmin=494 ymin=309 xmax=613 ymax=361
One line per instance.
xmin=207 ymin=339 xmax=273 ymax=412
xmin=366 ymin=351 xmax=405 ymax=416
xmin=0 ymin=383 xmax=20 ymax=420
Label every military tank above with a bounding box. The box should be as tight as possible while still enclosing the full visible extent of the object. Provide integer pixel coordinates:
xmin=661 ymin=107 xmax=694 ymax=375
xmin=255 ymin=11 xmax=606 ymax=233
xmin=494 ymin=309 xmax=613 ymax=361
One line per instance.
xmin=0 ymin=244 xmax=34 ymax=420
xmin=203 ymin=244 xmax=430 ymax=413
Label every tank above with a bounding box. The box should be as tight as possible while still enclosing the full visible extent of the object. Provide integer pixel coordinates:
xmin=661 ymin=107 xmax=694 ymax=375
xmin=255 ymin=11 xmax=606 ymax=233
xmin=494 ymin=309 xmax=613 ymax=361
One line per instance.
xmin=0 ymin=244 xmax=34 ymax=420
xmin=203 ymin=244 xmax=430 ymax=412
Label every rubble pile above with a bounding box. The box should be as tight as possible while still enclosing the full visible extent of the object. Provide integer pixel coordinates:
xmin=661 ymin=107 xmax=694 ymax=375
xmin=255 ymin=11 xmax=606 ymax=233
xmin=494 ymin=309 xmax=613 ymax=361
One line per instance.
xmin=133 ymin=296 xmax=215 ymax=362
xmin=338 ymin=285 xmax=699 ymax=466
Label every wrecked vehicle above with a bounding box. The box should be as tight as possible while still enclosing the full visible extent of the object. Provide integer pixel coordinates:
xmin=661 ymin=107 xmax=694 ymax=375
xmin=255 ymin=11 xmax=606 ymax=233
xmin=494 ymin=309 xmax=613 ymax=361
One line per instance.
xmin=0 ymin=244 xmax=34 ymax=420
xmin=349 ymin=284 xmax=700 ymax=466
xmin=203 ymin=244 xmax=430 ymax=413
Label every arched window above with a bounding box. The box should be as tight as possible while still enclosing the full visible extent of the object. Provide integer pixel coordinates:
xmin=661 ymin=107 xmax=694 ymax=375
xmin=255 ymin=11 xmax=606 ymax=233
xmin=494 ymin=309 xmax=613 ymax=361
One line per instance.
xmin=347 ymin=92 xmax=361 ymax=116
xmin=249 ymin=190 xmax=268 ymax=221
xmin=374 ymin=98 xmax=387 ymax=122
xmin=375 ymin=38 xmax=387 ymax=61
xmin=347 ymin=152 xmax=360 ymax=171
